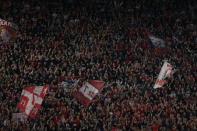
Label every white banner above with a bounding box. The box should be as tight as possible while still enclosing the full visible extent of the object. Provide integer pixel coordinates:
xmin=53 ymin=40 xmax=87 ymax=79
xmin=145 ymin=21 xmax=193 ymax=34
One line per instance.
xmin=149 ymin=35 xmax=165 ymax=48
xmin=0 ymin=18 xmax=18 ymax=30
xmin=153 ymin=61 xmax=174 ymax=89
xmin=79 ymin=82 xmax=99 ymax=100
xmin=18 ymin=85 xmax=49 ymax=118
xmin=74 ymin=80 xmax=105 ymax=106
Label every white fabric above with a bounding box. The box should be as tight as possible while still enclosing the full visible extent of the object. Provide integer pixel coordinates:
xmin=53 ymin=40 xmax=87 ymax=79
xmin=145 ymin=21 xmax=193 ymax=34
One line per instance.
xmin=21 ymin=89 xmax=43 ymax=115
xmin=33 ymin=86 xmax=43 ymax=96
xmin=153 ymin=61 xmax=174 ymax=89
xmin=0 ymin=18 xmax=18 ymax=30
xmin=79 ymin=82 xmax=99 ymax=100
xmin=149 ymin=35 xmax=165 ymax=48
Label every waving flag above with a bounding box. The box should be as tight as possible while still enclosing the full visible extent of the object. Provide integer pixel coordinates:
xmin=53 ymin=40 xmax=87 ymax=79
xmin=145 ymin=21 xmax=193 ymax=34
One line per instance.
xmin=149 ymin=35 xmax=166 ymax=48
xmin=17 ymin=85 xmax=49 ymax=118
xmin=0 ymin=19 xmax=18 ymax=30
xmin=0 ymin=18 xmax=18 ymax=43
xmin=153 ymin=61 xmax=175 ymax=89
xmin=73 ymin=80 xmax=105 ymax=106
xmin=60 ymin=79 xmax=79 ymax=89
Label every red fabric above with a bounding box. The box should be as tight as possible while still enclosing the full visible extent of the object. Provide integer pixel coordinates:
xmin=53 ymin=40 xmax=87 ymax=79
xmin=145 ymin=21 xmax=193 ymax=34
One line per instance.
xmin=18 ymin=85 xmax=49 ymax=118
xmin=142 ymin=42 xmax=147 ymax=49
xmin=102 ymin=119 xmax=107 ymax=124
xmin=29 ymin=103 xmax=40 ymax=118
xmin=75 ymin=117 xmax=80 ymax=125
xmin=151 ymin=124 xmax=160 ymax=131
xmin=39 ymin=85 xmax=49 ymax=99
xmin=73 ymin=91 xmax=91 ymax=106
xmin=155 ymin=48 xmax=163 ymax=55
xmin=17 ymin=95 xmax=29 ymax=110
xmin=127 ymin=72 xmax=132 ymax=76
xmin=4 ymin=43 xmax=7 ymax=48
xmin=88 ymin=80 xmax=105 ymax=90
xmin=112 ymin=127 xmax=118 ymax=131
xmin=124 ymin=58 xmax=130 ymax=64
xmin=32 ymin=36 xmax=38 ymax=42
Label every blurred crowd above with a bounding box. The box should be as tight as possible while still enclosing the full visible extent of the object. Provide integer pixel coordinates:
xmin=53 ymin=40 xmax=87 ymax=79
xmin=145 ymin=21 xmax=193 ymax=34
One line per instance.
xmin=0 ymin=0 xmax=197 ymax=130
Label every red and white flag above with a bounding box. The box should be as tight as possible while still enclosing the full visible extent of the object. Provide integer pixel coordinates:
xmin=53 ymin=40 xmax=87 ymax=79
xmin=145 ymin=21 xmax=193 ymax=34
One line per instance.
xmin=0 ymin=18 xmax=18 ymax=43
xmin=73 ymin=80 xmax=105 ymax=106
xmin=17 ymin=85 xmax=49 ymax=118
xmin=0 ymin=18 xmax=18 ymax=30
xmin=153 ymin=61 xmax=175 ymax=89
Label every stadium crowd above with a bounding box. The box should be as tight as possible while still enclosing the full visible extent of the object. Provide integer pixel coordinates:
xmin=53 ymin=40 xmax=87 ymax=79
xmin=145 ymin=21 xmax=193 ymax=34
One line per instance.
xmin=0 ymin=0 xmax=196 ymax=130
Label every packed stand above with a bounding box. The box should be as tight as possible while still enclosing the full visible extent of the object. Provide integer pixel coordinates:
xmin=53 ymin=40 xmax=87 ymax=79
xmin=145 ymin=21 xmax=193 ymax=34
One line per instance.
xmin=0 ymin=0 xmax=197 ymax=130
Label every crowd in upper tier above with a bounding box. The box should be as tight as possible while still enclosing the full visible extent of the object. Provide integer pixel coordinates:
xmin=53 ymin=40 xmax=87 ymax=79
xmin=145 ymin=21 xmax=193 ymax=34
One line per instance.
xmin=0 ymin=0 xmax=196 ymax=130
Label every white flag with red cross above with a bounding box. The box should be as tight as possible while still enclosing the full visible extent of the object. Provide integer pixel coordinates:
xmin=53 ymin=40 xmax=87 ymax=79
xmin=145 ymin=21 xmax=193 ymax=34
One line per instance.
xmin=73 ymin=80 xmax=105 ymax=106
xmin=153 ymin=61 xmax=175 ymax=89
xmin=17 ymin=85 xmax=49 ymax=118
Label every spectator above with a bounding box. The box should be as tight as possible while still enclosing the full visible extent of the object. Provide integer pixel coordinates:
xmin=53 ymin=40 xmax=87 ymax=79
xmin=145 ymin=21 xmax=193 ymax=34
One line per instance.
xmin=0 ymin=0 xmax=196 ymax=130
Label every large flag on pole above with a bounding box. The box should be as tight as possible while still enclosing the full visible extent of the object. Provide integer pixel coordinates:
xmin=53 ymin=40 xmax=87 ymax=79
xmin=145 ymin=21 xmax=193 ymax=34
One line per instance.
xmin=73 ymin=80 xmax=105 ymax=106
xmin=17 ymin=85 xmax=49 ymax=118
xmin=149 ymin=35 xmax=166 ymax=48
xmin=153 ymin=61 xmax=175 ymax=89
